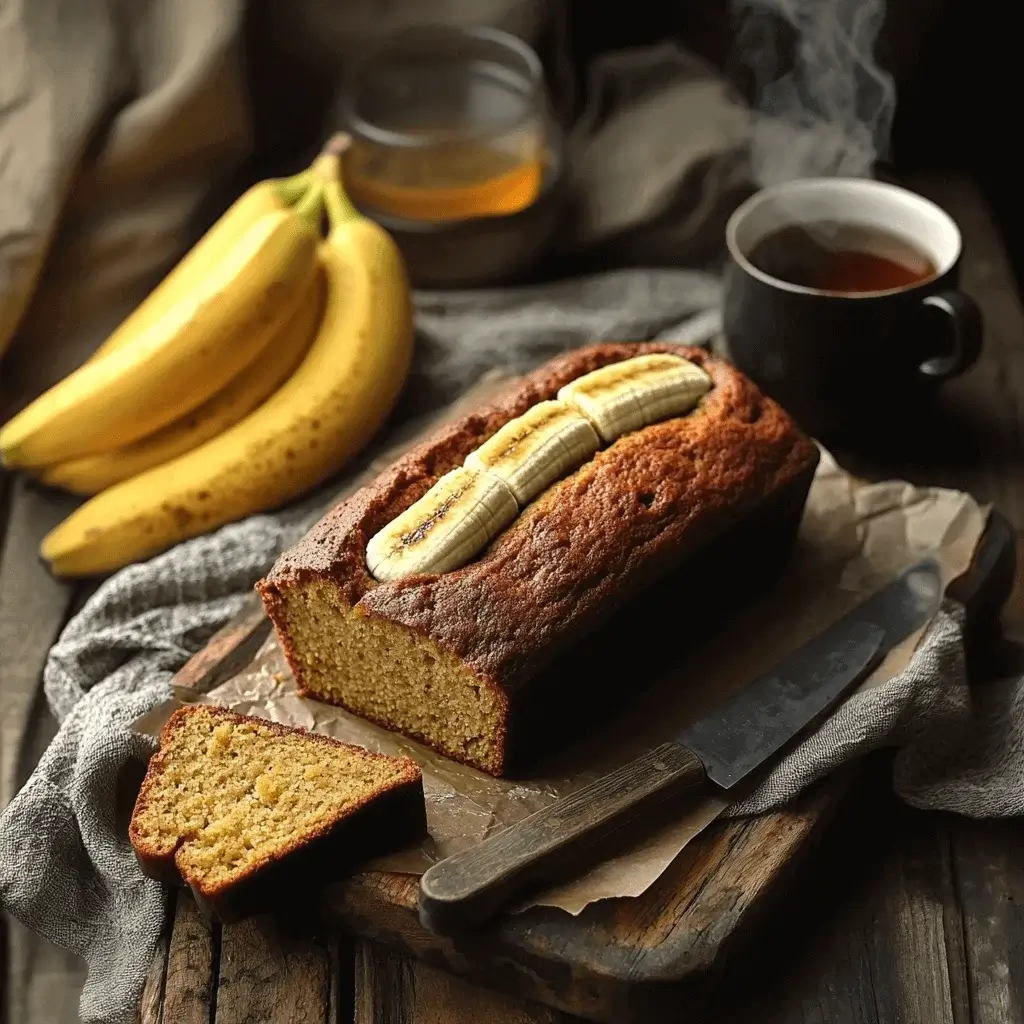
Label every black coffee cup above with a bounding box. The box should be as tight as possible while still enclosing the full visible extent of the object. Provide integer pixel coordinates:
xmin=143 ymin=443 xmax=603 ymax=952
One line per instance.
xmin=723 ymin=177 xmax=983 ymax=440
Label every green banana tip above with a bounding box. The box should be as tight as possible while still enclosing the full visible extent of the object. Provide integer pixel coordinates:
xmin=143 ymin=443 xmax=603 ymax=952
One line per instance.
xmin=294 ymin=183 xmax=326 ymax=230
xmin=311 ymin=134 xmax=361 ymax=228
xmin=274 ymin=169 xmax=315 ymax=205
xmin=0 ymin=436 xmax=23 ymax=469
xmin=324 ymin=179 xmax=359 ymax=230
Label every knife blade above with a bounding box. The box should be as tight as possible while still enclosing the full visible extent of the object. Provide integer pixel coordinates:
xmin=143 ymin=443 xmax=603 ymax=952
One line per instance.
xmin=418 ymin=556 xmax=944 ymax=934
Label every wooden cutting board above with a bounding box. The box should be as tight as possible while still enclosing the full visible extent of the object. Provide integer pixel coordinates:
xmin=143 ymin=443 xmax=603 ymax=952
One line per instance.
xmin=168 ymin=508 xmax=1015 ymax=1024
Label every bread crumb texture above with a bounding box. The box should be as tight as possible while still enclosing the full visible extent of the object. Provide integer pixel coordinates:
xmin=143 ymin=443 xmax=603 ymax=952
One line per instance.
xmin=129 ymin=704 xmax=418 ymax=895
xmin=280 ymin=579 xmax=506 ymax=774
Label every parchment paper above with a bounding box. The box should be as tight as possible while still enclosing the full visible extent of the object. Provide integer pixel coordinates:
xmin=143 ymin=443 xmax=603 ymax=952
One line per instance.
xmin=134 ymin=372 xmax=988 ymax=916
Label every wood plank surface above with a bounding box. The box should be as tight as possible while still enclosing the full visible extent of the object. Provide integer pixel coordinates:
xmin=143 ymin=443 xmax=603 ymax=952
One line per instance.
xmin=0 ymin=478 xmax=84 ymax=1024
xmin=135 ymin=925 xmax=168 ymax=1024
xmin=215 ymin=915 xmax=331 ymax=1024
xmin=162 ymin=894 xmax=216 ymax=1024
xmin=0 ymin=479 xmax=79 ymax=806
xmin=140 ymin=892 xmax=342 ymax=1024
xmin=951 ymin=819 xmax=1024 ymax=1023
xmin=354 ymin=940 xmax=567 ymax=1024
xmin=701 ymin=773 xmax=967 ymax=1024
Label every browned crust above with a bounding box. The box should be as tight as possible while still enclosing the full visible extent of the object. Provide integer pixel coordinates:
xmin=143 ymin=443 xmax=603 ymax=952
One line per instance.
xmin=257 ymin=343 xmax=819 ymax=774
xmin=129 ymin=704 xmax=425 ymax=915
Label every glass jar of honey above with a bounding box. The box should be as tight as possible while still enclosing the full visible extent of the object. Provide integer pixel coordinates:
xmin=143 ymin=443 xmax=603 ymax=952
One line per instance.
xmin=339 ymin=25 xmax=553 ymax=224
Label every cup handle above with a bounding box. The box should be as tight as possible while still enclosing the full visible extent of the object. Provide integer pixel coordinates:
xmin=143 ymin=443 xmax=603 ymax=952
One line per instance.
xmin=917 ymin=290 xmax=983 ymax=381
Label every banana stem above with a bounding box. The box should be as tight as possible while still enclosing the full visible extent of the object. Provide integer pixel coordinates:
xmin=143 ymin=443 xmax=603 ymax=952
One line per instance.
xmin=312 ymin=153 xmax=340 ymax=184
xmin=273 ymin=169 xmax=315 ymax=205
xmin=324 ymin=180 xmax=359 ymax=230
xmin=294 ymin=184 xmax=325 ymax=230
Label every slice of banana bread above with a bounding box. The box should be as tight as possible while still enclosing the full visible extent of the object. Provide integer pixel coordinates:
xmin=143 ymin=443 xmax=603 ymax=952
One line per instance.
xmin=129 ymin=704 xmax=426 ymax=921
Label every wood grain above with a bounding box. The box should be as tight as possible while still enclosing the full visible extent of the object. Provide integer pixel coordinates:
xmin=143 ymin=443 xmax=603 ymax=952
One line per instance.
xmin=326 ymin=934 xmax=350 ymax=1024
xmin=134 ymin=926 xmax=168 ymax=1024
xmin=696 ymin=773 xmax=971 ymax=1024
xmin=354 ymin=940 xmax=566 ymax=1024
xmin=215 ymin=915 xmax=330 ymax=1024
xmin=170 ymin=592 xmax=269 ymax=697
xmin=162 ymin=892 xmax=217 ymax=1024
xmin=0 ymin=478 xmax=81 ymax=1023
xmin=0 ymin=479 xmax=79 ymax=805
xmin=951 ymin=819 xmax=1024 ymax=1023
xmin=883 ymin=819 xmax=967 ymax=1024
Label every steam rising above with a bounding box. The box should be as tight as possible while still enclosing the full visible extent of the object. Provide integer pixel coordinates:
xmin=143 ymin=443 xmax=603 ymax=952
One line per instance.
xmin=732 ymin=0 xmax=896 ymax=186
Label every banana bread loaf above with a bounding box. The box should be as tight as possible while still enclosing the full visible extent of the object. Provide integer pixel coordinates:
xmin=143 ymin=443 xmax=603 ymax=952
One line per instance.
xmin=129 ymin=704 xmax=426 ymax=921
xmin=257 ymin=343 xmax=819 ymax=777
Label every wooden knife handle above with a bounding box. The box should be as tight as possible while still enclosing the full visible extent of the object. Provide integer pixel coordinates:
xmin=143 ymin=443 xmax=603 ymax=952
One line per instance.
xmin=170 ymin=593 xmax=270 ymax=697
xmin=946 ymin=510 xmax=1016 ymax=658
xmin=418 ymin=742 xmax=706 ymax=934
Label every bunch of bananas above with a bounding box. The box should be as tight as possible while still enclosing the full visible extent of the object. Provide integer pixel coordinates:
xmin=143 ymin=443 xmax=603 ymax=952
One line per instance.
xmin=0 ymin=147 xmax=414 ymax=578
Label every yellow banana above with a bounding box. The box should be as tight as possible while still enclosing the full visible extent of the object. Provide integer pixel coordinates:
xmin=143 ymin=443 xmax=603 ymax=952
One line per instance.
xmin=88 ymin=169 xmax=314 ymax=363
xmin=41 ymin=160 xmax=414 ymax=578
xmin=1 ymin=191 xmax=323 ymax=469
xmin=38 ymin=268 xmax=327 ymax=496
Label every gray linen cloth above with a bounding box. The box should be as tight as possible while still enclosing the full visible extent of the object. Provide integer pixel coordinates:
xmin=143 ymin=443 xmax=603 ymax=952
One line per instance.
xmin=0 ymin=7 xmax=1020 ymax=1024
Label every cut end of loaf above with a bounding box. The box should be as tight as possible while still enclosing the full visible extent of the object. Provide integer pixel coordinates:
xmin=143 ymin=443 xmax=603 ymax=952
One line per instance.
xmin=129 ymin=704 xmax=422 ymax=896
xmin=264 ymin=578 xmax=508 ymax=776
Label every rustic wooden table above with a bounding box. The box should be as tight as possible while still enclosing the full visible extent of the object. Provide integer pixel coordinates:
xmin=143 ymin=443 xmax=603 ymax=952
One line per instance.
xmin=3 ymin=173 xmax=1024 ymax=1024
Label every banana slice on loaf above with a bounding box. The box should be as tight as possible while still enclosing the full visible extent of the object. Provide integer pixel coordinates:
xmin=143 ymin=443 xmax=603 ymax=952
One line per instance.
xmin=464 ymin=400 xmax=600 ymax=506
xmin=366 ymin=466 xmax=518 ymax=582
xmin=557 ymin=353 xmax=712 ymax=443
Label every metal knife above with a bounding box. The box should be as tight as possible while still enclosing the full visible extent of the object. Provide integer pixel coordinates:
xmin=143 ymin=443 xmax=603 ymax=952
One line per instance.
xmin=418 ymin=556 xmax=944 ymax=934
